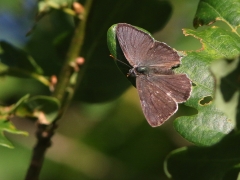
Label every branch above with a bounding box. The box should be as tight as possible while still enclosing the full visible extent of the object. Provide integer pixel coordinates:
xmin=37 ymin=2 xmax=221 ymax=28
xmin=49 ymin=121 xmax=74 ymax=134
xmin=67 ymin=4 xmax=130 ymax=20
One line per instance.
xmin=25 ymin=1 xmax=93 ymax=179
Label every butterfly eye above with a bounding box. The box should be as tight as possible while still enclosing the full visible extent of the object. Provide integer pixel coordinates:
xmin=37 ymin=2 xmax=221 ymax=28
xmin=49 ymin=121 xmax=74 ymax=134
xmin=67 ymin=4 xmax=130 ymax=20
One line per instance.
xmin=136 ymin=66 xmax=148 ymax=74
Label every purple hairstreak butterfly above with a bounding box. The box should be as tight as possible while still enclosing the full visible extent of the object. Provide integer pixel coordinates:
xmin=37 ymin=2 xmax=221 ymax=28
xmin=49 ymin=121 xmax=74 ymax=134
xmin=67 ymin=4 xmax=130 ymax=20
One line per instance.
xmin=112 ymin=23 xmax=192 ymax=127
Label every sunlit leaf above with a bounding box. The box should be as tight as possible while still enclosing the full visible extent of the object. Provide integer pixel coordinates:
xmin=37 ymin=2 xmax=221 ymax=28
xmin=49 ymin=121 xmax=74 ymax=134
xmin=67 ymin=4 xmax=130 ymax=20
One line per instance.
xmin=173 ymin=0 xmax=240 ymax=145
xmin=194 ymin=0 xmax=240 ymax=30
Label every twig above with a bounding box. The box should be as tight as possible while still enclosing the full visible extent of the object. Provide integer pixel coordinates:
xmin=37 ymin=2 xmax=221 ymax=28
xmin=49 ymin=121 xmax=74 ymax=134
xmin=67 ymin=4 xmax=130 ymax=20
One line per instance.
xmin=25 ymin=0 xmax=93 ymax=179
xmin=25 ymin=124 xmax=57 ymax=180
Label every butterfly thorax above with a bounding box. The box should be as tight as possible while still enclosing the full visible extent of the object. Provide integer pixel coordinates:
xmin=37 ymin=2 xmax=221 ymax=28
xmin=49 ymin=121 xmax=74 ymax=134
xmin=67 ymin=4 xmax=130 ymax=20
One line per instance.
xmin=128 ymin=66 xmax=174 ymax=77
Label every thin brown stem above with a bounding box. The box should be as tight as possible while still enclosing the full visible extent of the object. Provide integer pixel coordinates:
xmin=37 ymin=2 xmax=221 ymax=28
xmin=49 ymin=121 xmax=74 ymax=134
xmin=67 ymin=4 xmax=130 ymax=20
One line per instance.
xmin=25 ymin=124 xmax=57 ymax=180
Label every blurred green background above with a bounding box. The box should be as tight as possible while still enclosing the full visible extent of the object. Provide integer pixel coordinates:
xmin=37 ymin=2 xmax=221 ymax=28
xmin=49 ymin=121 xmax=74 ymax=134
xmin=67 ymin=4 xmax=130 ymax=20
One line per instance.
xmin=0 ymin=0 xmax=200 ymax=179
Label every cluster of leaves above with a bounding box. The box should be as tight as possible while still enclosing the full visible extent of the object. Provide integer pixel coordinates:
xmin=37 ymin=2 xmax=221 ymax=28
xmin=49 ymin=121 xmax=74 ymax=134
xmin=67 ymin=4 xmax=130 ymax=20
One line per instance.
xmin=165 ymin=0 xmax=240 ymax=179
xmin=0 ymin=41 xmax=60 ymax=148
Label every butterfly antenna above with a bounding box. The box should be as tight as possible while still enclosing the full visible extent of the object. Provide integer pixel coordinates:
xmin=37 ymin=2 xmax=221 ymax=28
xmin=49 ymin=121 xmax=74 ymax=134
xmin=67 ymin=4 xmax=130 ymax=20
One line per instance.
xmin=109 ymin=55 xmax=132 ymax=68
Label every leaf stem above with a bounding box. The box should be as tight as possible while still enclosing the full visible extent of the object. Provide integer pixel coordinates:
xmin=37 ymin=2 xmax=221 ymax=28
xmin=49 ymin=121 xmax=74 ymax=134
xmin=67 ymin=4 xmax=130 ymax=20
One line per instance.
xmin=7 ymin=67 xmax=50 ymax=86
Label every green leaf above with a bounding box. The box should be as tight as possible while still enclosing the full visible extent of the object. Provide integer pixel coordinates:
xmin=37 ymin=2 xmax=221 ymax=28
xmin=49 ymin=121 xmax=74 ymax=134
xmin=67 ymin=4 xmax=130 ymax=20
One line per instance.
xmin=172 ymin=0 xmax=240 ymax=145
xmin=23 ymin=96 xmax=61 ymax=124
xmin=164 ymin=133 xmax=240 ymax=180
xmin=0 ymin=94 xmax=30 ymax=115
xmin=7 ymin=95 xmax=60 ymax=124
xmin=0 ymin=41 xmax=43 ymax=75
xmin=183 ymin=27 xmax=240 ymax=59
xmin=0 ymin=95 xmax=29 ymax=148
xmin=0 ymin=119 xmax=28 ymax=149
xmin=106 ymin=24 xmax=131 ymax=82
xmin=173 ymin=30 xmax=240 ymax=146
xmin=194 ymin=0 xmax=240 ymax=30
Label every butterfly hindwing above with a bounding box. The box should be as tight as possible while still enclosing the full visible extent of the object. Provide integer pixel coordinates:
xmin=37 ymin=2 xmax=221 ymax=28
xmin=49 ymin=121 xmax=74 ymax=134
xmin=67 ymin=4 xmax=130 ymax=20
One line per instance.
xmin=148 ymin=74 xmax=192 ymax=103
xmin=136 ymin=76 xmax=178 ymax=127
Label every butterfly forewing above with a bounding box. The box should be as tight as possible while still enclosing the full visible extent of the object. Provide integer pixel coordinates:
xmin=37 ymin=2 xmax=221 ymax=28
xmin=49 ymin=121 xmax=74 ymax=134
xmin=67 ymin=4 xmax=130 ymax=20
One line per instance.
xmin=117 ymin=23 xmax=181 ymax=69
xmin=116 ymin=23 xmax=154 ymax=66
xmin=136 ymin=76 xmax=178 ymax=127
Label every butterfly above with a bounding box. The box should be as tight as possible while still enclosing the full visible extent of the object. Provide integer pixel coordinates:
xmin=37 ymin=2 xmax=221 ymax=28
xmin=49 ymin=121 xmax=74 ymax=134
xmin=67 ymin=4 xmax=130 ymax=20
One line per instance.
xmin=115 ymin=23 xmax=192 ymax=127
